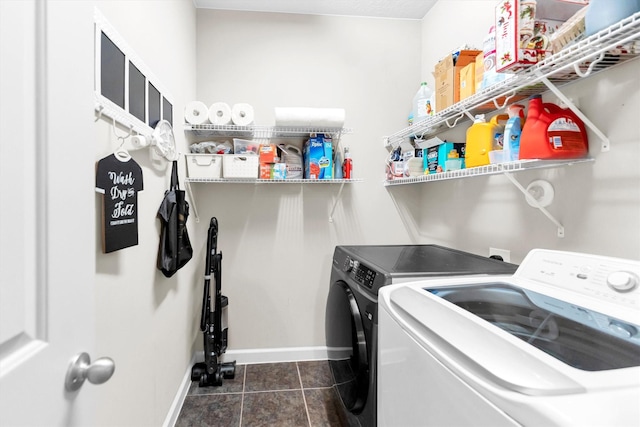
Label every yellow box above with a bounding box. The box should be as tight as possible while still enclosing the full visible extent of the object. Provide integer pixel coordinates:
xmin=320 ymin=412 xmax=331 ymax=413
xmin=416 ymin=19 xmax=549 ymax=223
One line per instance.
xmin=459 ymin=62 xmax=475 ymax=101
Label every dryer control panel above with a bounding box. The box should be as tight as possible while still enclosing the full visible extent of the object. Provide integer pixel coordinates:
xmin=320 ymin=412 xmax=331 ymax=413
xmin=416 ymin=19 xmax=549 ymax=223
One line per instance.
xmin=343 ymin=256 xmax=377 ymax=289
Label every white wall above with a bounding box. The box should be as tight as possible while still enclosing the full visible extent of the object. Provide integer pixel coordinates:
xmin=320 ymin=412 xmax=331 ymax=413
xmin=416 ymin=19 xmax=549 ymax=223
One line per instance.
xmin=92 ymin=1 xmax=198 ymax=426
xmin=416 ymin=1 xmax=640 ymax=261
xmin=194 ymin=11 xmax=422 ymax=352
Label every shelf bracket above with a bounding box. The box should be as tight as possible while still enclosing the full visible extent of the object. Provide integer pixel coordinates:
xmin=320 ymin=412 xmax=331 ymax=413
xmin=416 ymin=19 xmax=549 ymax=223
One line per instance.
xmin=503 ymin=173 xmax=565 ymax=238
xmin=184 ymin=180 xmax=200 ymax=223
xmin=328 ymin=181 xmax=345 ymax=223
xmin=536 ymin=73 xmax=610 ymax=152
xmin=492 ymin=90 xmax=516 ymax=110
xmin=445 ymin=112 xmax=465 ymax=128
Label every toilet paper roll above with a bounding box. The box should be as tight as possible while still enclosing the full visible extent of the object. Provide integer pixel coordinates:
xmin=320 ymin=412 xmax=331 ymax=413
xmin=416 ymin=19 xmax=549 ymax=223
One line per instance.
xmin=208 ymin=102 xmax=232 ymax=125
xmin=274 ymin=107 xmax=346 ymax=128
xmin=185 ymin=101 xmax=210 ymax=125
xmin=231 ymin=103 xmax=255 ymax=126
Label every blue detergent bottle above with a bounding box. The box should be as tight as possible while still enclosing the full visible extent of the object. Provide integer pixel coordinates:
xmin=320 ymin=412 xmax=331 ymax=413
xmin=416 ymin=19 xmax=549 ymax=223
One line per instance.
xmin=503 ymin=104 xmax=525 ymax=162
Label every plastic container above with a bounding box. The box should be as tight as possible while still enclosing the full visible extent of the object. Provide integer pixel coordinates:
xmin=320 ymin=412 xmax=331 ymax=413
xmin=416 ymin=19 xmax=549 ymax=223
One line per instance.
xmin=519 ymin=95 xmax=589 ymax=160
xmin=412 ymin=82 xmax=435 ymax=124
xmin=585 ymin=0 xmax=640 ymax=36
xmin=503 ymin=104 xmax=525 ymax=162
xmin=465 ymin=114 xmax=509 ymax=168
xmin=281 ymin=145 xmax=303 ymax=179
xmin=343 ymin=146 xmax=352 ymax=179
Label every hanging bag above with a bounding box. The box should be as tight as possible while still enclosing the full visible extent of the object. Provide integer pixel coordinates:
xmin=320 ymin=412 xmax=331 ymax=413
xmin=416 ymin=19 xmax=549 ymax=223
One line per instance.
xmin=157 ymin=160 xmax=193 ymax=277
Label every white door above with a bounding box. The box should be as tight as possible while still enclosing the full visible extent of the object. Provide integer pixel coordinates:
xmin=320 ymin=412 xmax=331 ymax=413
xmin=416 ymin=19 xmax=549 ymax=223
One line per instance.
xmin=0 ymin=1 xmax=104 ymax=425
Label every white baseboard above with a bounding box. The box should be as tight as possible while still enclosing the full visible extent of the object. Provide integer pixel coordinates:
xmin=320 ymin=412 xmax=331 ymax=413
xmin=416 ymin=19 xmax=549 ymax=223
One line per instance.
xmin=162 ymin=346 xmax=329 ymax=427
xmin=162 ymin=354 xmax=196 ymax=427
xmin=222 ymin=346 xmax=329 ymax=365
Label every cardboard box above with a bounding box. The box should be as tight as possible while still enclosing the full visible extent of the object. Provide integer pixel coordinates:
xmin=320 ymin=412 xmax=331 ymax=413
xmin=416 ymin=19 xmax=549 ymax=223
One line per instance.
xmin=259 ymin=144 xmax=278 ymax=164
xmin=434 ymin=50 xmax=482 ymax=112
xmin=495 ymin=0 xmax=560 ymax=72
xmin=304 ymin=134 xmax=333 ymax=179
xmin=459 ymin=62 xmax=475 ymax=101
xmin=474 ymin=53 xmax=484 ymax=94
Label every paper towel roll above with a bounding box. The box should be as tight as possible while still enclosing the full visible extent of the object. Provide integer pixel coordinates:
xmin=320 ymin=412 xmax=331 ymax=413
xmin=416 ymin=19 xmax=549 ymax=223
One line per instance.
xmin=231 ymin=103 xmax=255 ymax=126
xmin=185 ymin=101 xmax=210 ymax=125
xmin=208 ymin=102 xmax=232 ymax=125
xmin=274 ymin=107 xmax=346 ymax=128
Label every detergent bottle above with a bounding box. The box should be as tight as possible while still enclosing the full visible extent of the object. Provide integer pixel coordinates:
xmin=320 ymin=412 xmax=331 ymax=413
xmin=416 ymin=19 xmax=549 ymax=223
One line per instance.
xmin=519 ymin=95 xmax=589 ymax=160
xmin=465 ymin=114 xmax=509 ymax=168
xmin=503 ymin=103 xmax=525 ymax=162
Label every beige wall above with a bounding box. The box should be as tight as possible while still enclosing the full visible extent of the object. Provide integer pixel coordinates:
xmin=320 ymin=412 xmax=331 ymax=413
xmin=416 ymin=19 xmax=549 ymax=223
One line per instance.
xmin=417 ymin=2 xmax=640 ymax=261
xmin=194 ymin=10 xmax=422 ymax=352
xmin=92 ymin=1 xmax=198 ymax=425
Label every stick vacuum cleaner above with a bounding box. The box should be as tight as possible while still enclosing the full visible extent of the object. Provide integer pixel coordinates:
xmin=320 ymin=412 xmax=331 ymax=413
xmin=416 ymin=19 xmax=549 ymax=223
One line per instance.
xmin=191 ymin=217 xmax=236 ymax=386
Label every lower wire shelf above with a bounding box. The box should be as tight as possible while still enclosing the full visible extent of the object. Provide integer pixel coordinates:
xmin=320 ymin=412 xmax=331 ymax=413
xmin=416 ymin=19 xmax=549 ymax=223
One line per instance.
xmin=384 ymin=158 xmax=594 ymax=186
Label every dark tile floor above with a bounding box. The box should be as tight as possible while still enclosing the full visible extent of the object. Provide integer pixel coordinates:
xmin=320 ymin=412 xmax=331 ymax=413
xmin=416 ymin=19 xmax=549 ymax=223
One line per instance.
xmin=176 ymin=361 xmax=348 ymax=427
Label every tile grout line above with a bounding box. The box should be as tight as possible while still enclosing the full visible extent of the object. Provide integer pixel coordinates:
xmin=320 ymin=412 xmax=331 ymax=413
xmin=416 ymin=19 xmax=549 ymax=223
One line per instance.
xmin=296 ymin=362 xmax=313 ymax=427
xmin=238 ymin=365 xmax=247 ymax=427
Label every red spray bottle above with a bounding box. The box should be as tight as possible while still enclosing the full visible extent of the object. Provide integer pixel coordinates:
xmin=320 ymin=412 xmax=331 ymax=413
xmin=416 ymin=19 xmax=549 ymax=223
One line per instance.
xmin=519 ymin=95 xmax=589 ymax=160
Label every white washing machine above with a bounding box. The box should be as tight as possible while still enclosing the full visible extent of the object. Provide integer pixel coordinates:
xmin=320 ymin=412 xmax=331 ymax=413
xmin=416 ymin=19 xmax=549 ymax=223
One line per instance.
xmin=378 ymin=249 xmax=640 ymax=427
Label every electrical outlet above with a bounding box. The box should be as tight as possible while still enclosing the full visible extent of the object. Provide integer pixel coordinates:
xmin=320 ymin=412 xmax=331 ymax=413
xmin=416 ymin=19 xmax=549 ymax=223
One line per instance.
xmin=489 ymin=247 xmax=511 ymax=263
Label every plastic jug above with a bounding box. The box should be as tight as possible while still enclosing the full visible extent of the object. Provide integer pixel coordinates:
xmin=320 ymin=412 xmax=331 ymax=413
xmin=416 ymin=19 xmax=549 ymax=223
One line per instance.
xmin=503 ymin=104 xmax=525 ymax=162
xmin=465 ymin=114 xmax=509 ymax=168
xmin=281 ymin=145 xmax=303 ymax=179
xmin=412 ymin=82 xmax=434 ymax=123
xmin=519 ymin=95 xmax=589 ymax=160
xmin=585 ymin=0 xmax=640 ymax=36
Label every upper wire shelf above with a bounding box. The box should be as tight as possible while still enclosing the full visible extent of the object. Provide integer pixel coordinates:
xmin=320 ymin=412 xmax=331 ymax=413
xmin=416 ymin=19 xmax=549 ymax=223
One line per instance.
xmin=184 ymin=124 xmax=353 ymax=140
xmin=385 ymin=11 xmax=640 ymax=149
xmin=186 ymin=178 xmax=362 ymax=184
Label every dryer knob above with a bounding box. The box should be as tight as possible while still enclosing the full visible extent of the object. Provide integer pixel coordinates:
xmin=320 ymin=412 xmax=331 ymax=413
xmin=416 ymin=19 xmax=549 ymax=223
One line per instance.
xmin=343 ymin=257 xmax=354 ymax=272
xmin=606 ymin=271 xmax=638 ymax=292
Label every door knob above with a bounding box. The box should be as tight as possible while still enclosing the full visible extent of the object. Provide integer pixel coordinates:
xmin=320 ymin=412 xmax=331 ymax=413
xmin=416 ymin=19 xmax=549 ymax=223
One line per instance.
xmin=65 ymin=352 xmax=115 ymax=392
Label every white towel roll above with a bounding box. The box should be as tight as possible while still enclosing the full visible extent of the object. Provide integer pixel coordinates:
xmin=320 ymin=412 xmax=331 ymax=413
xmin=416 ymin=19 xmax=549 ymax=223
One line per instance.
xmin=231 ymin=103 xmax=255 ymax=126
xmin=185 ymin=101 xmax=210 ymax=125
xmin=208 ymin=102 xmax=232 ymax=125
xmin=274 ymin=107 xmax=345 ymax=128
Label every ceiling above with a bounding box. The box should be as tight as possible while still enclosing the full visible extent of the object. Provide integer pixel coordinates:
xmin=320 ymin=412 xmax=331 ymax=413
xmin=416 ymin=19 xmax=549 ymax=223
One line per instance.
xmin=193 ymin=0 xmax=439 ymax=19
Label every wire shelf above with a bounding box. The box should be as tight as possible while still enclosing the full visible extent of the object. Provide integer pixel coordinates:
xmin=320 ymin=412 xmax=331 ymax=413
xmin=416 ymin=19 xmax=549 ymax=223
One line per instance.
xmin=384 ymin=158 xmax=594 ymax=186
xmin=184 ymin=124 xmax=353 ymax=140
xmin=186 ymin=178 xmax=362 ymax=184
xmin=385 ymin=11 xmax=640 ymax=148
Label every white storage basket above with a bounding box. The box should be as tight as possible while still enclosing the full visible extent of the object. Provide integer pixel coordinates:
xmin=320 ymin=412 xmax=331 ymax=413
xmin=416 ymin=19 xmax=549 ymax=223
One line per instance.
xmin=185 ymin=154 xmax=222 ymax=179
xmin=222 ymin=154 xmax=259 ymax=178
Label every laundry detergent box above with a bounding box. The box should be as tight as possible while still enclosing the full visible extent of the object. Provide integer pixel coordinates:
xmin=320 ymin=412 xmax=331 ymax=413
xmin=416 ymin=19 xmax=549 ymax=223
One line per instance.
xmin=420 ymin=137 xmax=465 ymax=173
xmin=304 ymin=134 xmax=333 ymax=179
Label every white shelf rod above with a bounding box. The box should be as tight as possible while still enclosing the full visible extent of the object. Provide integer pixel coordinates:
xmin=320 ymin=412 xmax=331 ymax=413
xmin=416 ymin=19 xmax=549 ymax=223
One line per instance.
xmin=184 ymin=181 xmax=200 ymax=223
xmin=503 ymin=172 xmax=565 ymax=238
xmin=328 ymin=182 xmax=345 ymax=223
xmin=536 ymin=73 xmax=610 ymax=152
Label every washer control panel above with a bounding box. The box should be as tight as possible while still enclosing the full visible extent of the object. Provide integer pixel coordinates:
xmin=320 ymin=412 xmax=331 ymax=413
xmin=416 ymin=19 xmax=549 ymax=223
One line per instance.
xmin=516 ymin=249 xmax=640 ymax=311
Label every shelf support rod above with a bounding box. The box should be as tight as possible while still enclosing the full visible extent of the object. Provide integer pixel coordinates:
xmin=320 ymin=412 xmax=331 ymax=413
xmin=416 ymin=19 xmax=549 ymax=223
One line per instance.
xmin=329 ymin=181 xmax=346 ymax=223
xmin=184 ymin=180 xmax=200 ymax=223
xmin=536 ymin=74 xmax=610 ymax=152
xmin=503 ymin=172 xmax=565 ymax=238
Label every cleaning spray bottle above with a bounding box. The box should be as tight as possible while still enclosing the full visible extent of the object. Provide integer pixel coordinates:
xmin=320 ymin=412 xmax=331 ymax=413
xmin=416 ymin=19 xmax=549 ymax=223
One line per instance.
xmin=503 ymin=103 xmax=525 ymax=162
xmin=343 ymin=146 xmax=352 ymax=179
xmin=519 ymin=95 xmax=588 ymax=160
xmin=465 ymin=114 xmax=509 ymax=168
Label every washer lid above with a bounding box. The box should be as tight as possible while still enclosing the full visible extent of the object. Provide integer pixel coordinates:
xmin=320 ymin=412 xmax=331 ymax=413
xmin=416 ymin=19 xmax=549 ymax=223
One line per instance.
xmin=427 ymin=283 xmax=640 ymax=372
